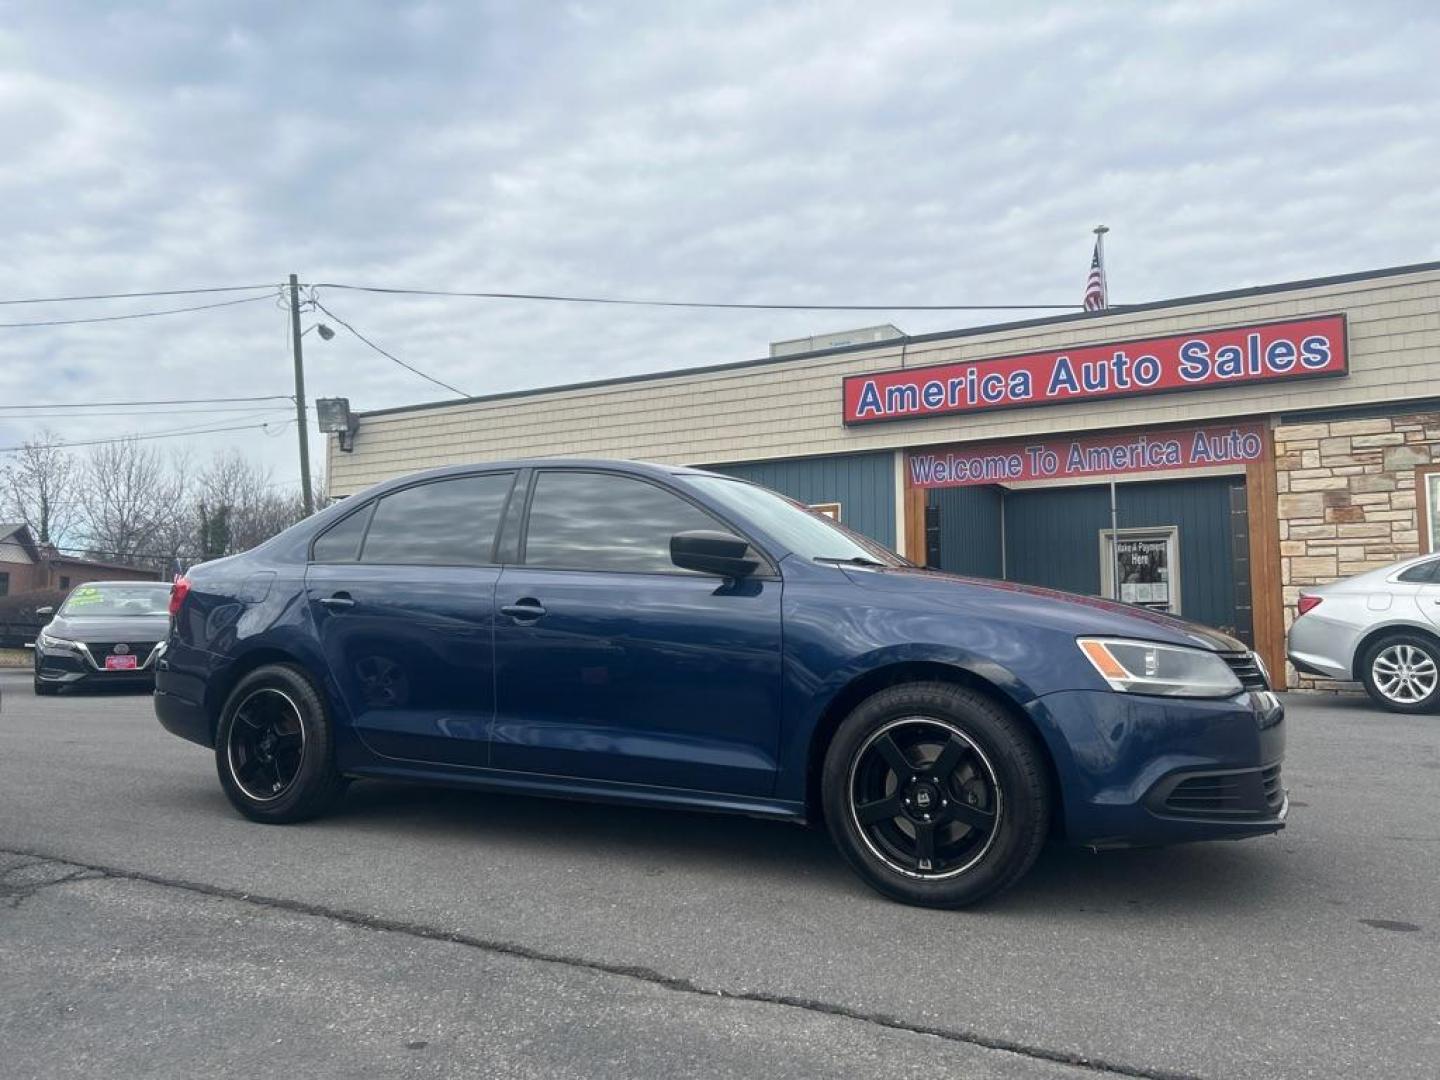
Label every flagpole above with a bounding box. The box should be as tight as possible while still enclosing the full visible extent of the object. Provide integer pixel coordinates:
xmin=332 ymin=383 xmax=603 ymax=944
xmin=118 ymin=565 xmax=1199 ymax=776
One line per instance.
xmin=1093 ymin=224 xmax=1109 ymax=308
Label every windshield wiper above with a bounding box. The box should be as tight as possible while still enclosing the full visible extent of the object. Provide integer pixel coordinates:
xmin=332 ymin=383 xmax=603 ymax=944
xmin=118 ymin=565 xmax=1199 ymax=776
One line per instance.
xmin=812 ymin=555 xmax=890 ymax=568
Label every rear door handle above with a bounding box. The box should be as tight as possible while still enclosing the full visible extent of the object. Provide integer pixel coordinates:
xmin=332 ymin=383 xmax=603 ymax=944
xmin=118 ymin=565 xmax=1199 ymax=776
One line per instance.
xmin=500 ymin=599 xmax=546 ymax=620
xmin=318 ymin=593 xmax=355 ymax=611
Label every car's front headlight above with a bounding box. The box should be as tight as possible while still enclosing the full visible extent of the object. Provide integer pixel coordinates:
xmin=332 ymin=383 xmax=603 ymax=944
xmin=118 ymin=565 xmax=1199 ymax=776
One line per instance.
xmin=38 ymin=631 xmax=79 ymax=652
xmin=1077 ymin=638 xmax=1242 ymax=698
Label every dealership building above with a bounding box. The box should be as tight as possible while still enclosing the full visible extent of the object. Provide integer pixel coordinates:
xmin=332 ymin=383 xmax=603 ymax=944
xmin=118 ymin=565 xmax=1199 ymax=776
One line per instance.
xmin=326 ymin=260 xmax=1440 ymax=690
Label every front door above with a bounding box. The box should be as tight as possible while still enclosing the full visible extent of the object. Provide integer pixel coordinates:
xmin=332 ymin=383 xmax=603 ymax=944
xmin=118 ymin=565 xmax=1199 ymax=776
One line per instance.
xmin=306 ymin=471 xmax=516 ymax=767
xmin=492 ymin=469 xmax=784 ymax=796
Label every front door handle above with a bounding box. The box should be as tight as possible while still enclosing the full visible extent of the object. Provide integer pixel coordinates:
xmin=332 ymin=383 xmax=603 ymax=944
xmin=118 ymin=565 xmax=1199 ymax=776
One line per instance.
xmin=318 ymin=593 xmax=355 ymax=611
xmin=500 ymin=598 xmax=547 ymax=621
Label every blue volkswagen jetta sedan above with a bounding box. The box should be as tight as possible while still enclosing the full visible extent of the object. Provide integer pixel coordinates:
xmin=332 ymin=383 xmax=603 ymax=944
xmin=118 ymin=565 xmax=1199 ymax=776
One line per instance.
xmin=155 ymin=459 xmax=1286 ymax=907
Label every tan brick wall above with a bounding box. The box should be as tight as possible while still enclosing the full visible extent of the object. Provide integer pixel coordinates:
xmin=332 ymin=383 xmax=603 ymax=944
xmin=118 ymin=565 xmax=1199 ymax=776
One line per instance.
xmin=328 ymin=267 xmax=1440 ymax=495
xmin=1276 ymin=410 xmax=1440 ymax=687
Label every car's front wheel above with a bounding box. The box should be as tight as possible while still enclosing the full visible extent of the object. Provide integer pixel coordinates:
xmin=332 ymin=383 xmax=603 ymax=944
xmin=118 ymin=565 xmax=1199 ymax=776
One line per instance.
xmin=822 ymin=681 xmax=1050 ymax=908
xmin=1360 ymin=634 xmax=1440 ymax=714
xmin=215 ymin=663 xmax=346 ymax=823
xmin=33 ymin=678 xmax=59 ymax=696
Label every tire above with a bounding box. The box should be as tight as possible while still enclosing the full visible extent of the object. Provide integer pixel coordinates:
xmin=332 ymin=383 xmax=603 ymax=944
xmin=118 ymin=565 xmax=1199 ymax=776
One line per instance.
xmin=1360 ymin=633 xmax=1440 ymax=714
xmin=33 ymin=679 xmax=60 ymax=696
xmin=822 ymin=681 xmax=1050 ymax=908
xmin=214 ymin=663 xmax=346 ymax=823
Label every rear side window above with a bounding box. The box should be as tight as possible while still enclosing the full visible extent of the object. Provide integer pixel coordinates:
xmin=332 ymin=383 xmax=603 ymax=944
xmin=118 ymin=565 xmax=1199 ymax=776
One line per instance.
xmin=523 ymin=471 xmax=725 ymax=574
xmin=311 ymin=505 xmax=374 ymax=562
xmin=360 ymin=473 xmax=515 ymax=565
xmin=1397 ymin=559 xmax=1440 ymax=583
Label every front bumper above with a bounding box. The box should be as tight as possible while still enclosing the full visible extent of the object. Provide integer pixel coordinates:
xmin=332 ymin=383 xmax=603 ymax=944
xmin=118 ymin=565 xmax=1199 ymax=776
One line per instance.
xmin=1030 ymin=688 xmax=1287 ymax=849
xmin=33 ymin=641 xmax=161 ymax=689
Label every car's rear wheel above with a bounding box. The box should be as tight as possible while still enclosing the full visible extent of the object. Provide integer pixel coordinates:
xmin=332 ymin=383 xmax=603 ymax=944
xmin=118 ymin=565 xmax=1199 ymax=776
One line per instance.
xmin=215 ymin=663 xmax=346 ymax=823
xmin=1360 ymin=634 xmax=1440 ymax=714
xmin=822 ymin=681 xmax=1050 ymax=908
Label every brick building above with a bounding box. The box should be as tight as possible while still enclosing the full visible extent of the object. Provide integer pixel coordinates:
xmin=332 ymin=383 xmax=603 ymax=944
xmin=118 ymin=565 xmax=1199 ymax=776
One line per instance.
xmin=324 ymin=261 xmax=1440 ymax=689
xmin=0 ymin=523 xmax=162 ymax=595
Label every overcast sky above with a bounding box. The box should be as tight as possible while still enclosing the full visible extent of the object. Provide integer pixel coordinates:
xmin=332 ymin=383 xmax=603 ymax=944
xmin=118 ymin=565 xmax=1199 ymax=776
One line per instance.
xmin=1 ymin=0 xmax=1437 ymax=489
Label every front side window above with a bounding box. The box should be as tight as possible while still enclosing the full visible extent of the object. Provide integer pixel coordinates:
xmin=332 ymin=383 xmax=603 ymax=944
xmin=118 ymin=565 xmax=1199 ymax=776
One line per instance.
xmin=360 ymin=473 xmax=515 ymax=566
xmin=523 ymin=471 xmax=728 ymax=574
xmin=685 ymin=474 xmax=906 ymax=566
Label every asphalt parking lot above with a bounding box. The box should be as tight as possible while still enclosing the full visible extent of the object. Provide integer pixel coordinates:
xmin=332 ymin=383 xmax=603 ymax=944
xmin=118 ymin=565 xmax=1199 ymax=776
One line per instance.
xmin=1 ymin=671 xmax=1436 ymax=1079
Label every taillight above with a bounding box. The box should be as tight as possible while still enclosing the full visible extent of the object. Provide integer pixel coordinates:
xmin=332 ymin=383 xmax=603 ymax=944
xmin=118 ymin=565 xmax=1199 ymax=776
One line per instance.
xmin=169 ymin=574 xmax=191 ymax=617
xmin=1297 ymin=595 xmax=1323 ymax=616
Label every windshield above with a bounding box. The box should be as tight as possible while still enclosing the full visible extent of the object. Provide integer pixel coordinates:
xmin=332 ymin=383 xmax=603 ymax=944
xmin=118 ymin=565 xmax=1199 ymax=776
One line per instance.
xmin=685 ymin=475 xmax=908 ymax=567
xmin=59 ymin=582 xmax=172 ymax=617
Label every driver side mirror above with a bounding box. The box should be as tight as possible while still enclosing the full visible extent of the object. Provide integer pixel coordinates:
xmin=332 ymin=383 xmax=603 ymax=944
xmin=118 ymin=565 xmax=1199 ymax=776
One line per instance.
xmin=34 ymin=606 xmax=54 ymax=617
xmin=670 ymin=530 xmax=759 ymax=579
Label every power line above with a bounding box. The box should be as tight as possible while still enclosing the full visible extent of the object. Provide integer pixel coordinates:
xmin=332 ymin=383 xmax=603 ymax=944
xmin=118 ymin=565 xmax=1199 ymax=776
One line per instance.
xmin=0 ymin=418 xmax=294 ymax=455
xmin=0 ymin=395 xmax=293 ymax=410
xmin=0 ymin=284 xmax=279 ymax=306
xmin=310 ymin=297 xmax=469 ymax=397
xmin=313 ymin=282 xmax=1082 ymax=312
xmin=0 ymin=293 xmax=272 ymax=329
xmin=0 ymin=406 xmax=295 ymax=420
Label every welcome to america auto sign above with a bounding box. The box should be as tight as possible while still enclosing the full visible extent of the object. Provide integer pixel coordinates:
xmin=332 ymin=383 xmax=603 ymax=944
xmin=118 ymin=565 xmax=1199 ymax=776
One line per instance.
xmin=842 ymin=315 xmax=1348 ymax=425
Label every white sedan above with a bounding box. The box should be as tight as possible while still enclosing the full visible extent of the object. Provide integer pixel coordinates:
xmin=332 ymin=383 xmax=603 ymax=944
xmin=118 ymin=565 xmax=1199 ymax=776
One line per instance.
xmin=1289 ymin=552 xmax=1440 ymax=713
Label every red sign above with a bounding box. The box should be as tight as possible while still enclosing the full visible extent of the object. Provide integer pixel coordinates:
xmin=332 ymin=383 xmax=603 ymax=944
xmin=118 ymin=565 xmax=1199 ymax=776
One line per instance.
xmin=908 ymin=422 xmax=1267 ymax=489
xmin=844 ymin=315 xmax=1347 ymax=425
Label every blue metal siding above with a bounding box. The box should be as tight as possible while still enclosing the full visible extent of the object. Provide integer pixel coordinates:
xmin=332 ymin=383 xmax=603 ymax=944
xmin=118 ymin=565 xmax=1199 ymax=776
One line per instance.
xmin=1002 ymin=476 xmax=1242 ymax=632
xmin=928 ymin=486 xmax=1004 ymax=577
xmin=710 ymin=453 xmax=895 ymax=548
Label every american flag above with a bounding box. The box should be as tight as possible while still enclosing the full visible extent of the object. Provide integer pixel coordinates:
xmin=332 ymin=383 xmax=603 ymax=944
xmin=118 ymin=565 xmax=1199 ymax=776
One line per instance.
xmin=1083 ymin=239 xmax=1107 ymax=310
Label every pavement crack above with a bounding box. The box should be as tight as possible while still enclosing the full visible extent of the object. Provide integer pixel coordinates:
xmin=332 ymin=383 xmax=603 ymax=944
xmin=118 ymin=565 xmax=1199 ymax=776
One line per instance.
xmin=0 ymin=845 xmax=1203 ymax=1080
xmin=0 ymin=857 xmax=105 ymax=908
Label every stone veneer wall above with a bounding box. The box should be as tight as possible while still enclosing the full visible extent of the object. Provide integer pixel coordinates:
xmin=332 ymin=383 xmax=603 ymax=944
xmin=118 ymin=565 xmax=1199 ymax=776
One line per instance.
xmin=1274 ymin=412 xmax=1439 ymax=688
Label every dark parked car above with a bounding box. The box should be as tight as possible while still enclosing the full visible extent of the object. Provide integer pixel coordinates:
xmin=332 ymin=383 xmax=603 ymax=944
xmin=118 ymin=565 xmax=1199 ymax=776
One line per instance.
xmin=33 ymin=581 xmax=172 ymax=695
xmin=155 ymin=460 xmax=1286 ymax=907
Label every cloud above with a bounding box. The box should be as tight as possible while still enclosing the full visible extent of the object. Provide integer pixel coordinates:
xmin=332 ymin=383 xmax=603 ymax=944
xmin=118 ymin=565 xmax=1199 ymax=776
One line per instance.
xmin=0 ymin=0 xmax=1437 ymax=487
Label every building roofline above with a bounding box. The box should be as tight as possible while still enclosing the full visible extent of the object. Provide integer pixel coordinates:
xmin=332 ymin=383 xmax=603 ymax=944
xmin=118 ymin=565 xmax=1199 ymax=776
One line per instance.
xmin=355 ymin=258 xmax=1440 ymax=421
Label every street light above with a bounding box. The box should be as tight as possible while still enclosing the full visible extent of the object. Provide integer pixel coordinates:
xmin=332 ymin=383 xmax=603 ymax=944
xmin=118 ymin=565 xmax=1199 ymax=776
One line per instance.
xmin=301 ymin=323 xmax=335 ymax=340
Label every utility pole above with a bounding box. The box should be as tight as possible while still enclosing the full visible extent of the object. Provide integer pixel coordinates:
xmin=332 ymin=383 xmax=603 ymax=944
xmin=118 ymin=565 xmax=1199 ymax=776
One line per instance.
xmin=288 ymin=273 xmax=314 ymax=516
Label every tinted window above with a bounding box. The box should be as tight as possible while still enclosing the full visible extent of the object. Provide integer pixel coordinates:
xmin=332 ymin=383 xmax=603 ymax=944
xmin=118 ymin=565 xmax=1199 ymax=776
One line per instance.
xmin=311 ymin=505 xmax=373 ymax=562
xmin=686 ymin=474 xmax=905 ymax=566
xmin=1398 ymin=559 xmax=1440 ymax=583
xmin=360 ymin=473 xmax=515 ymax=565
xmin=524 ymin=471 xmax=726 ymax=573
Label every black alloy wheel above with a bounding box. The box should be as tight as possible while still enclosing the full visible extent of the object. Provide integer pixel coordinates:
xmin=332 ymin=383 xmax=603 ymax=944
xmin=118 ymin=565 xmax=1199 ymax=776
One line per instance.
xmin=848 ymin=717 xmax=1001 ymax=877
xmin=225 ymin=687 xmax=307 ymax=802
xmin=823 ymin=681 xmax=1050 ymax=908
xmin=215 ymin=663 xmax=346 ymax=823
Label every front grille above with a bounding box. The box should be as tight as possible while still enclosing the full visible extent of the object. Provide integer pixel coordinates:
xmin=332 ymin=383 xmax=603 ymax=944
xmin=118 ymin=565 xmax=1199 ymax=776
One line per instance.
xmin=1219 ymin=650 xmax=1269 ymax=691
xmin=89 ymin=641 xmax=157 ymax=659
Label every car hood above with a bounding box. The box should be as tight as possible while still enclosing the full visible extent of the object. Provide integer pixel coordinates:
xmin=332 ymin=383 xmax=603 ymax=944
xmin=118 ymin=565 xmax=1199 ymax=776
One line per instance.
xmin=45 ymin=613 xmax=170 ymax=643
xmin=840 ymin=565 xmax=1249 ymax=652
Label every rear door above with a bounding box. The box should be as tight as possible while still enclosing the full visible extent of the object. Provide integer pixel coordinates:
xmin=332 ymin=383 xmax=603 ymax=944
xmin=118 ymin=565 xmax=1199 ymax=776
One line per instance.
xmin=305 ymin=471 xmax=517 ymax=767
xmin=491 ymin=468 xmax=784 ymax=796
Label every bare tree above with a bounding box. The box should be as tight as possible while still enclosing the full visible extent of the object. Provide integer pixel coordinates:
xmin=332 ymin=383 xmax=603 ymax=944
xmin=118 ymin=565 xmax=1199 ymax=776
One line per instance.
xmin=77 ymin=438 xmax=181 ymax=568
xmin=1 ymin=431 xmax=78 ymax=544
xmin=191 ymin=450 xmax=309 ymax=559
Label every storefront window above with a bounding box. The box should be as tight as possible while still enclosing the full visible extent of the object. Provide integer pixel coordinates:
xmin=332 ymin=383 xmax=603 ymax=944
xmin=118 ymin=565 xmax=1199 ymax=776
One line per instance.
xmin=1419 ymin=466 xmax=1440 ymax=554
xmin=1100 ymin=527 xmax=1181 ymax=615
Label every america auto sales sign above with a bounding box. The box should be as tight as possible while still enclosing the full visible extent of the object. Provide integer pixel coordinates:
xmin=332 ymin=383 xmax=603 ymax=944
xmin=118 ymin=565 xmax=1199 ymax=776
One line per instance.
xmin=842 ymin=315 xmax=1348 ymax=425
